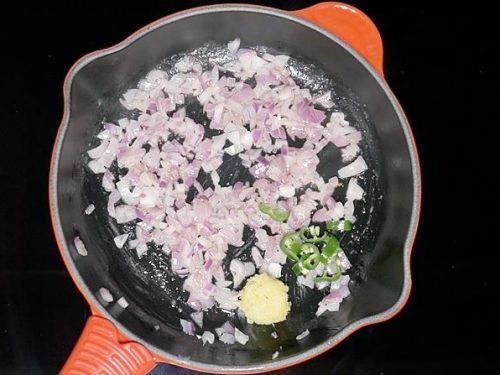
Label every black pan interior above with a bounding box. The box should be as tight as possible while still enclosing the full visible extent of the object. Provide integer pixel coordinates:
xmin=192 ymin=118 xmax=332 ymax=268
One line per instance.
xmin=56 ymin=9 xmax=414 ymax=367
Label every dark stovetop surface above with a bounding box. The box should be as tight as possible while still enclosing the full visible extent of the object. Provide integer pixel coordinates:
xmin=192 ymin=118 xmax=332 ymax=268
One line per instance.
xmin=0 ymin=1 xmax=497 ymax=374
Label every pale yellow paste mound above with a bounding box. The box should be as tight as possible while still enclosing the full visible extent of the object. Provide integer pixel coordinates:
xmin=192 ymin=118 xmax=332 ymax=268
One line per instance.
xmin=239 ymin=273 xmax=290 ymax=325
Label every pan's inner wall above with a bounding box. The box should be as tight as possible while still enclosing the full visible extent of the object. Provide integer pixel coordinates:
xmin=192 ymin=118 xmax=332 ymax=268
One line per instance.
xmin=56 ymin=9 xmax=414 ymax=366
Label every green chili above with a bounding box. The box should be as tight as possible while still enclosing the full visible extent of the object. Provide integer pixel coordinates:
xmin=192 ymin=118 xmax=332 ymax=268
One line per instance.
xmin=299 ymin=251 xmax=321 ymax=271
xmin=326 ymin=220 xmax=337 ymax=231
xmin=258 ymin=202 xmax=273 ymax=215
xmin=279 ymin=232 xmax=302 ymax=261
xmin=319 ymin=236 xmax=340 ymax=263
xmin=326 ymin=219 xmax=353 ymax=232
xmin=314 ymin=271 xmax=342 ymax=283
xmin=300 ymin=243 xmax=320 ymax=256
xmin=341 ymin=220 xmax=353 ymax=231
xmin=299 ymin=226 xmax=328 ymax=243
xmin=292 ymin=261 xmax=306 ymax=276
xmin=259 ymin=202 xmax=290 ymax=222
xmin=270 ymin=208 xmax=290 ymax=222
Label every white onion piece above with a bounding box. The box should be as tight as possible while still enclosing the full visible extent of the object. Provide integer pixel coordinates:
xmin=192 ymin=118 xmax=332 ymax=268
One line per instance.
xmin=102 ymin=171 xmax=115 ymax=192
xmin=229 ymin=259 xmax=246 ymax=288
xmin=136 ymin=244 xmax=148 ymax=258
xmin=99 ymin=287 xmax=113 ymax=303
xmin=113 ymin=233 xmax=129 ymax=249
xmin=107 ymin=190 xmax=120 ymax=218
xmin=341 ymin=143 xmax=360 ymax=162
xmin=338 ymin=156 xmax=368 ymax=179
xmin=337 ymin=251 xmax=352 ymax=270
xmin=279 ymin=185 xmax=295 ymax=198
xmin=74 ymin=236 xmax=87 ymax=256
xmin=297 ymin=271 xmax=315 ymax=289
xmin=84 ymin=204 xmax=95 ymax=215
xmin=313 ymin=91 xmax=334 ymax=109
xmin=117 ymin=297 xmax=129 ymax=309
xmin=88 ymin=160 xmax=106 ymax=174
xmin=214 ymin=287 xmax=239 ymax=310
xmin=296 ymin=329 xmax=310 ymax=340
xmin=316 ymin=283 xmax=350 ymax=317
xmin=262 ymin=262 xmax=282 ymax=278
xmin=234 ymin=327 xmax=249 ymax=345
xmin=218 ymin=322 xmax=235 ymax=335
xmin=228 ymin=38 xmax=241 ymax=54
xmin=201 ymin=331 xmax=215 ymax=345
xmin=180 ymin=319 xmax=195 ymax=336
xmin=115 ymin=205 xmax=137 ymax=224
xmin=87 ymin=141 xmax=109 ymax=159
xmin=243 ymin=262 xmax=255 ymax=277
xmin=220 ymin=332 xmax=236 ymax=344
xmin=271 ymin=332 xmax=278 ymax=339
xmin=346 ymin=178 xmax=364 ymax=201
xmin=228 ymin=260 xmax=255 ymax=289
xmin=251 ymin=247 xmax=264 ymax=268
xmin=344 ymin=200 xmax=356 ymax=222
xmin=272 ymin=351 xmax=279 ymax=360
xmin=190 ymin=311 xmax=204 ymax=328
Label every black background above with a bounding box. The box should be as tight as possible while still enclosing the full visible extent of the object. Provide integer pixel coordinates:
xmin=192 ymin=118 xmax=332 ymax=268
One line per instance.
xmin=0 ymin=1 xmax=496 ymax=374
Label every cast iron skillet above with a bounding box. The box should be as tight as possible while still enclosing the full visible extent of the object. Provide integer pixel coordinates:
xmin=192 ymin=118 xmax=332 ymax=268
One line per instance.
xmin=49 ymin=3 xmax=421 ymax=374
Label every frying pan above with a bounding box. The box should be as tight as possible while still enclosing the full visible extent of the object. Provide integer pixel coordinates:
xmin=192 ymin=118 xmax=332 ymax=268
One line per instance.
xmin=49 ymin=2 xmax=421 ymax=374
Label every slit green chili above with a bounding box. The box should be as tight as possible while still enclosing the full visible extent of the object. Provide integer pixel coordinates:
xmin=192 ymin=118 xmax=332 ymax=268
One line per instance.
xmin=259 ymin=202 xmax=290 ymax=222
xmin=314 ymin=271 xmax=342 ymax=283
xmin=319 ymin=236 xmax=340 ymax=263
xmin=279 ymin=232 xmax=302 ymax=261
xmin=326 ymin=219 xmax=353 ymax=232
xmin=299 ymin=226 xmax=328 ymax=243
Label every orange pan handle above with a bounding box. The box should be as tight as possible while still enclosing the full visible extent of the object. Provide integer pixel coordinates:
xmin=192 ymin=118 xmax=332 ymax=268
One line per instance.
xmin=293 ymin=2 xmax=384 ymax=76
xmin=60 ymin=316 xmax=156 ymax=374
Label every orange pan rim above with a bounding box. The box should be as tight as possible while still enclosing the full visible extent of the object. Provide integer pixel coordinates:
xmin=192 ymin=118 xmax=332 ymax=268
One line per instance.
xmin=49 ymin=3 xmax=422 ymax=374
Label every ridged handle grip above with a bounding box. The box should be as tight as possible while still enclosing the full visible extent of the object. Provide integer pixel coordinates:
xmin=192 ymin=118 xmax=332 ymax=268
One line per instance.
xmin=294 ymin=2 xmax=384 ymax=76
xmin=60 ymin=316 xmax=155 ymax=375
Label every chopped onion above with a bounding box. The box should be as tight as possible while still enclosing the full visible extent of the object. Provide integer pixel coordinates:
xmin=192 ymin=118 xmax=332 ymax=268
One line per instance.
xmin=251 ymin=247 xmax=264 ymax=268
xmin=115 ymin=205 xmax=137 ymax=224
xmin=99 ymin=287 xmax=113 ymax=303
xmin=74 ymin=236 xmax=87 ymax=256
xmin=338 ymin=156 xmax=368 ymax=179
xmin=313 ymin=91 xmax=334 ymax=109
xmin=180 ymin=319 xmax=195 ymax=336
xmin=201 ymin=331 xmax=215 ymax=345
xmin=297 ymin=271 xmax=316 ymax=289
xmin=84 ymin=41 xmax=362 ymax=338
xmin=346 ymin=178 xmax=364 ymax=201
xmin=234 ymin=327 xmax=249 ymax=345
xmin=344 ymin=200 xmax=356 ymax=222
xmin=279 ymin=185 xmax=295 ymax=198
xmin=227 ymin=38 xmax=241 ymax=54
xmin=262 ymin=262 xmax=282 ymax=278
xmin=341 ymin=144 xmax=360 ymax=162
xmin=316 ymin=283 xmax=350 ymax=317
xmin=136 ymin=243 xmax=148 ymax=258
xmin=117 ymin=297 xmax=129 ymax=309
xmin=84 ymin=204 xmax=95 ymax=215
xmin=244 ymin=262 xmax=255 ymax=277
xmin=230 ymin=259 xmax=246 ymax=288
xmin=219 ymin=332 xmax=236 ymax=344
xmin=190 ymin=311 xmax=204 ymax=328
xmin=214 ymin=287 xmax=239 ymax=310
xmin=216 ymin=321 xmax=235 ymax=337
xmin=272 ymin=351 xmax=279 ymax=359
xmin=113 ymin=233 xmax=129 ymax=249
xmin=296 ymin=329 xmax=310 ymax=340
